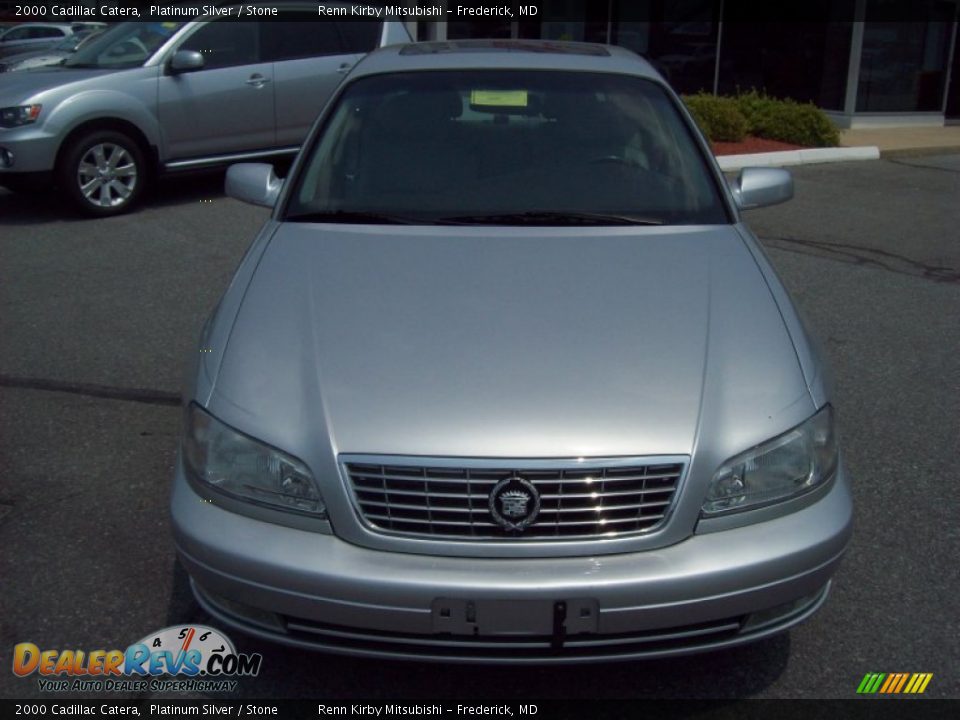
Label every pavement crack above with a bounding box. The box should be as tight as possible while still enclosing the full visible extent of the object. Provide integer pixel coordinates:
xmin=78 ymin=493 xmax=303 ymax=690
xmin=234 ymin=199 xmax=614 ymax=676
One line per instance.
xmin=886 ymin=157 xmax=960 ymax=174
xmin=760 ymin=235 xmax=960 ymax=284
xmin=0 ymin=374 xmax=181 ymax=406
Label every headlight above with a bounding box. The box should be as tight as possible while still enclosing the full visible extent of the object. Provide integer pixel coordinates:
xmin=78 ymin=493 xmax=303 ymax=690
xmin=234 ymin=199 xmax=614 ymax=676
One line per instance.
xmin=703 ymin=405 xmax=837 ymax=515
xmin=0 ymin=105 xmax=42 ymax=128
xmin=183 ymin=404 xmax=326 ymax=517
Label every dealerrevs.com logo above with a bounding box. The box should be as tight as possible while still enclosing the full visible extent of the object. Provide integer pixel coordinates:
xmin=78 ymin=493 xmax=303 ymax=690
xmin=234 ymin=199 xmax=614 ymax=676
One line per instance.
xmin=12 ymin=625 xmax=262 ymax=693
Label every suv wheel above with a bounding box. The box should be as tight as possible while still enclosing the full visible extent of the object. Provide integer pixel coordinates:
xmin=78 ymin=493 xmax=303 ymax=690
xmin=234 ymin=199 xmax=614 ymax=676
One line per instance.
xmin=59 ymin=130 xmax=146 ymax=216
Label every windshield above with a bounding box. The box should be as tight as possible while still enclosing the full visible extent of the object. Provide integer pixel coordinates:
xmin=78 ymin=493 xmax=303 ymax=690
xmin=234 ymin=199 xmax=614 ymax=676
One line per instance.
xmin=286 ymin=70 xmax=728 ymax=226
xmin=64 ymin=22 xmax=184 ymax=69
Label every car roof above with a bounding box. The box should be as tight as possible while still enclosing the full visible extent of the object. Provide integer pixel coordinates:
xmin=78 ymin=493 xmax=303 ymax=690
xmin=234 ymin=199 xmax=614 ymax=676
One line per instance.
xmin=8 ymin=22 xmax=74 ymax=30
xmin=350 ymin=39 xmax=662 ymax=81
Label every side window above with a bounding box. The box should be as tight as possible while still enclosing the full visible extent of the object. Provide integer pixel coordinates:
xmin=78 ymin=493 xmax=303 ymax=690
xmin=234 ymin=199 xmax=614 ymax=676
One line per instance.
xmin=3 ymin=27 xmax=31 ymax=41
xmin=336 ymin=22 xmax=380 ymax=53
xmin=37 ymin=27 xmax=66 ymax=39
xmin=179 ymin=21 xmax=260 ymax=70
xmin=261 ymin=20 xmax=342 ymax=61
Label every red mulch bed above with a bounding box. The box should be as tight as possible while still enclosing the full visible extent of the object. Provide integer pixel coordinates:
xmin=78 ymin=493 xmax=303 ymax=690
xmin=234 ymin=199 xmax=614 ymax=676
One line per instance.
xmin=712 ymin=136 xmax=806 ymax=155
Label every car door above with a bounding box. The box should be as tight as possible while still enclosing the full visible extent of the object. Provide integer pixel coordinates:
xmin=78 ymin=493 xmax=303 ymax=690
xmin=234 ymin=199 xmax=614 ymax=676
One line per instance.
xmin=157 ymin=20 xmax=275 ymax=162
xmin=265 ymin=21 xmax=380 ymax=147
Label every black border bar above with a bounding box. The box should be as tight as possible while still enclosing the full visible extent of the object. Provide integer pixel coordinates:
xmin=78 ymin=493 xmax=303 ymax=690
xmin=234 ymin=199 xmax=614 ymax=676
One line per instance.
xmin=0 ymin=1 xmax=957 ymax=23
xmin=1 ymin=699 xmax=959 ymax=720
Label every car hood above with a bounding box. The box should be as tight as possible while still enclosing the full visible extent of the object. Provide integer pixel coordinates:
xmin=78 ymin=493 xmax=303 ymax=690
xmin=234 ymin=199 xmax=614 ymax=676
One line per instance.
xmin=6 ymin=51 xmax=69 ymax=67
xmin=210 ymin=224 xmax=809 ymax=459
xmin=0 ymin=66 xmax=117 ymax=101
xmin=1 ymin=48 xmax=60 ymax=63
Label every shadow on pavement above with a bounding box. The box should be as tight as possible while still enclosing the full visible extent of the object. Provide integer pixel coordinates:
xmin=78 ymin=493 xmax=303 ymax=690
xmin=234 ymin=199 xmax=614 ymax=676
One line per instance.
xmin=0 ymin=178 xmax=226 ymax=225
xmin=0 ymin=160 xmax=291 ymax=225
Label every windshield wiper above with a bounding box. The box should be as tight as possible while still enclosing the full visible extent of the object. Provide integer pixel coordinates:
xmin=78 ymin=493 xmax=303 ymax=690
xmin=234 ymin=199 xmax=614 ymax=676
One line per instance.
xmin=437 ymin=211 xmax=664 ymax=226
xmin=285 ymin=210 xmax=426 ymax=225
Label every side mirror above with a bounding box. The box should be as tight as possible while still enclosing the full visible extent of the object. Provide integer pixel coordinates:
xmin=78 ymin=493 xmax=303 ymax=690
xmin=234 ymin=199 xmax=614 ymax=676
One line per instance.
xmin=169 ymin=49 xmax=204 ymax=74
xmin=226 ymin=163 xmax=283 ymax=208
xmin=729 ymin=167 xmax=793 ymax=210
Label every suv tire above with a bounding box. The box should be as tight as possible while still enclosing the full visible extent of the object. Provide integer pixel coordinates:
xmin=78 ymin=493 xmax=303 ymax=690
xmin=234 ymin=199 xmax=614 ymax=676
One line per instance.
xmin=58 ymin=130 xmax=146 ymax=217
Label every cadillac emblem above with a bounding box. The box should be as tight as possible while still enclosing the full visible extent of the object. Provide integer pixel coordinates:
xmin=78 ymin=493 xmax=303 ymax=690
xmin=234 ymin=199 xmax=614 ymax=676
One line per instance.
xmin=489 ymin=476 xmax=541 ymax=532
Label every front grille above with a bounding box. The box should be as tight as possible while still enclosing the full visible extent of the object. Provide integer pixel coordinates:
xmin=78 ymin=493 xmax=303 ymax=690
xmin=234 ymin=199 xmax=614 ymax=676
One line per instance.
xmin=343 ymin=458 xmax=684 ymax=540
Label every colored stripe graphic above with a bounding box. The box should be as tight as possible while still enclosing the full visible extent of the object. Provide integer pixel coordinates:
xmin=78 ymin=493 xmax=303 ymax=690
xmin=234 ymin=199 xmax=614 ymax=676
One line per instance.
xmin=857 ymin=673 xmax=885 ymax=693
xmin=908 ymin=673 xmax=933 ymax=694
xmin=857 ymin=673 xmax=932 ymax=694
xmin=879 ymin=674 xmax=897 ymax=693
xmin=863 ymin=673 xmax=887 ymax=695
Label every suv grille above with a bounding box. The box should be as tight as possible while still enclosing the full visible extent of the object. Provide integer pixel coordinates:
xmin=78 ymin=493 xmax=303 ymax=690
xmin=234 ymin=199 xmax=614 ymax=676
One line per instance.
xmin=343 ymin=459 xmax=684 ymax=540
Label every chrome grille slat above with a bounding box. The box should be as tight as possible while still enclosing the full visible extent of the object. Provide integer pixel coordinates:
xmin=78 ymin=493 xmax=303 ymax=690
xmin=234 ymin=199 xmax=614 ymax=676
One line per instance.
xmin=361 ymin=500 xmax=479 ymax=513
xmin=355 ymin=487 xmax=486 ymax=500
xmin=539 ymin=488 xmax=674 ymax=500
xmin=345 ymin=459 xmax=684 ymax=541
xmin=349 ymin=470 xmax=680 ymax=484
xmin=366 ymin=514 xmax=667 ymax=527
xmin=350 ymin=471 xmax=499 ymax=484
xmin=364 ymin=514 xmax=497 ymax=527
xmin=538 ymin=501 xmax=671 ymax=514
xmin=546 ymin=515 xmax=665 ymax=527
xmin=354 ymin=485 xmax=675 ymax=499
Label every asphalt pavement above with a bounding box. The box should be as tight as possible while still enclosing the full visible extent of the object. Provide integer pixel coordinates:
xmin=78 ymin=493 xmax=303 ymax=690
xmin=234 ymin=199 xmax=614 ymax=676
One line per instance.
xmin=1 ymin=157 xmax=958 ymax=700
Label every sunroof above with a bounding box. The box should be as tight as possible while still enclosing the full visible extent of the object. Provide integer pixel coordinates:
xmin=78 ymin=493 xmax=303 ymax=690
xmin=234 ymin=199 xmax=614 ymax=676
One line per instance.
xmin=399 ymin=40 xmax=610 ymax=57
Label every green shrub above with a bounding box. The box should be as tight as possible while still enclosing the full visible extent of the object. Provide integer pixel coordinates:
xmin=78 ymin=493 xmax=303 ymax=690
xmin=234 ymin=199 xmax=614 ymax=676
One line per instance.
xmin=734 ymin=90 xmax=779 ymax=130
xmin=735 ymin=90 xmax=840 ymax=147
xmin=682 ymin=93 xmax=748 ymax=143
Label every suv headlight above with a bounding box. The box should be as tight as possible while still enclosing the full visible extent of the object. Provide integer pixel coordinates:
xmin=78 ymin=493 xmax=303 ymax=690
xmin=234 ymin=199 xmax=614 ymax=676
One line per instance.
xmin=0 ymin=105 xmax=42 ymax=128
xmin=703 ymin=405 xmax=837 ymax=515
xmin=183 ymin=404 xmax=326 ymax=517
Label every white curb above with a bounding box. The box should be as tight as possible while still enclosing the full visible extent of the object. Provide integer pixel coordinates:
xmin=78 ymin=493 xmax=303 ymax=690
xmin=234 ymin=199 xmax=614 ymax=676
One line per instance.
xmin=716 ymin=145 xmax=880 ymax=171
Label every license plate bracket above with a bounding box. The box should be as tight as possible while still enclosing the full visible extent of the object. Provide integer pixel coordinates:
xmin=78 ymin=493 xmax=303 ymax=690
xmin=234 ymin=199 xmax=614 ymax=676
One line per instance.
xmin=431 ymin=597 xmax=598 ymax=635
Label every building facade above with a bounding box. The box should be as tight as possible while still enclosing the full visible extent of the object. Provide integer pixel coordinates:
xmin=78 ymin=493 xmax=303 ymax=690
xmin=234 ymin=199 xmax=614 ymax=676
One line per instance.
xmin=1 ymin=0 xmax=956 ymax=126
xmin=416 ymin=0 xmax=960 ymax=127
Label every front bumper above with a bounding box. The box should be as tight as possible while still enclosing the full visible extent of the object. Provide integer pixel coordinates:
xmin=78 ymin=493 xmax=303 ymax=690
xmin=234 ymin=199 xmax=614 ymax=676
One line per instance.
xmin=171 ymin=462 xmax=852 ymax=663
xmin=0 ymin=124 xmax=61 ymax=175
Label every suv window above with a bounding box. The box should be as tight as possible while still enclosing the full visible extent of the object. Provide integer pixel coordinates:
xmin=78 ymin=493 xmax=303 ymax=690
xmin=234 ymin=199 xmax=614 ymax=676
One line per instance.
xmin=261 ymin=21 xmax=341 ymax=62
xmin=180 ymin=20 xmax=260 ymax=70
xmin=35 ymin=27 xmax=67 ymax=39
xmin=64 ymin=21 xmax=184 ymax=69
xmin=2 ymin=26 xmax=31 ymax=41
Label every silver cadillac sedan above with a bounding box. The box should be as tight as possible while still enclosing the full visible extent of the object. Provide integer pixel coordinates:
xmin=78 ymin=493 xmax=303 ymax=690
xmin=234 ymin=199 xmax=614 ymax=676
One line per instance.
xmin=171 ymin=40 xmax=852 ymax=663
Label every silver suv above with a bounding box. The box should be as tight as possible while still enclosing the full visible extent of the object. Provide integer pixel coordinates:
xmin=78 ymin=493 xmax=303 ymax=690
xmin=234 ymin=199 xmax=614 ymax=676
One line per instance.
xmin=0 ymin=11 xmax=410 ymax=215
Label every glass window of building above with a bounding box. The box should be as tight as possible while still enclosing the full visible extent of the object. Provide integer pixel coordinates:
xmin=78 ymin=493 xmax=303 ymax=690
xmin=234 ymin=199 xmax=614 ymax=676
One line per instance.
xmin=856 ymin=0 xmax=955 ymax=112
